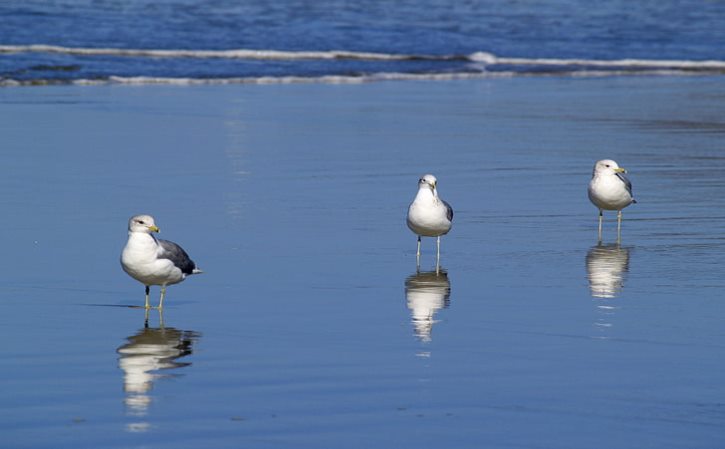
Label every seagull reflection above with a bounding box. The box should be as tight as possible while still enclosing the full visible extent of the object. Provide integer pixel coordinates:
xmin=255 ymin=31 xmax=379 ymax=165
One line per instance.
xmin=117 ymin=310 xmax=200 ymax=428
xmin=586 ymin=243 xmax=631 ymax=299
xmin=405 ymin=269 xmax=451 ymax=343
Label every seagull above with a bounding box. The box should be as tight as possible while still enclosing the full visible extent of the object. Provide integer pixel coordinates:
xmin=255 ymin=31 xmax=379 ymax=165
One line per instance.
xmin=407 ymin=174 xmax=453 ymax=268
xmin=121 ymin=215 xmax=202 ymax=309
xmin=588 ymin=159 xmax=636 ymax=241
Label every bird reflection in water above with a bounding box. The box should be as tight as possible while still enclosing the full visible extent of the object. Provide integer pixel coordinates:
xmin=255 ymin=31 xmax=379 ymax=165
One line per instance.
xmin=405 ymin=269 xmax=451 ymax=344
xmin=586 ymin=243 xmax=630 ymax=299
xmin=117 ymin=309 xmax=200 ymax=432
xmin=586 ymin=243 xmax=631 ymax=333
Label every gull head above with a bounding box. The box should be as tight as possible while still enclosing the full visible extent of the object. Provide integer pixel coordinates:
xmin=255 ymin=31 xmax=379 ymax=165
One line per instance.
xmin=418 ymin=174 xmax=438 ymax=192
xmin=593 ymin=159 xmax=626 ymax=177
xmin=128 ymin=214 xmax=160 ymax=233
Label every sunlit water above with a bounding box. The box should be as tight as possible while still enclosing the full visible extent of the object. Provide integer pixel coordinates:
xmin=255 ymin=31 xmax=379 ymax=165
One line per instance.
xmin=1 ymin=75 xmax=725 ymax=448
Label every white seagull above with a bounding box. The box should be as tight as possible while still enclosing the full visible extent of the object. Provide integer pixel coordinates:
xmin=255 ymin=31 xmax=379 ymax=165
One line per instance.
xmin=121 ymin=215 xmax=202 ymax=309
xmin=406 ymin=174 xmax=453 ymax=268
xmin=588 ymin=159 xmax=636 ymax=241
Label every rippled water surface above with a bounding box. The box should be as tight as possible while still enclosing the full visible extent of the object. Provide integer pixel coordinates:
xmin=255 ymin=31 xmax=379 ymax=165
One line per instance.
xmin=2 ymin=0 xmax=725 ymax=83
xmin=1 ymin=76 xmax=725 ymax=448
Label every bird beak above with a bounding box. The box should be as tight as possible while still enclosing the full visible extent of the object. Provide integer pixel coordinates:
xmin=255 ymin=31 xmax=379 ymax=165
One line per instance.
xmin=614 ymin=167 xmax=627 ymax=174
xmin=148 ymin=225 xmax=160 ymax=233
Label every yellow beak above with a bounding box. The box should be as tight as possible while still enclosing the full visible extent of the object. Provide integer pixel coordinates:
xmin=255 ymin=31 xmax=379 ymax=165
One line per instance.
xmin=614 ymin=167 xmax=626 ymax=173
xmin=148 ymin=225 xmax=160 ymax=233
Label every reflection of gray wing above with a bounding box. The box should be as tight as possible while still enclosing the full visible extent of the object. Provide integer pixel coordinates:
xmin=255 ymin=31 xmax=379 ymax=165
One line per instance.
xmin=443 ymin=200 xmax=454 ymax=222
xmin=615 ymin=172 xmax=633 ymax=197
xmin=158 ymin=239 xmax=197 ymax=275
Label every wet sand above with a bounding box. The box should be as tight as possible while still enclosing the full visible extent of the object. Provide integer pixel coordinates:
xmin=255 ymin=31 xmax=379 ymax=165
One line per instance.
xmin=1 ymin=76 xmax=725 ymax=448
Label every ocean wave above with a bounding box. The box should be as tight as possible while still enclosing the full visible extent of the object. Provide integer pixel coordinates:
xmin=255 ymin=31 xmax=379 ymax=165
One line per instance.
xmin=0 ymin=73 xmax=504 ymax=87
xmin=3 ymin=44 xmax=725 ymax=71
xmin=0 ymin=44 xmax=460 ymax=61
xmin=472 ymin=52 xmax=725 ymax=70
xmin=1 ymin=69 xmax=717 ymax=87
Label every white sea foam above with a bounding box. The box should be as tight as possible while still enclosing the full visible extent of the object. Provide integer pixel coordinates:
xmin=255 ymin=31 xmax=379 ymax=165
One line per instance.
xmin=2 ymin=43 xmax=724 ymax=87
xmin=490 ymin=55 xmax=725 ymax=70
xmin=468 ymin=52 xmax=498 ymax=64
xmin=101 ymin=73 xmax=496 ymax=85
xmin=0 ymin=44 xmax=425 ymax=61
xmin=2 ymin=44 xmax=725 ymax=71
xmin=0 ymin=72 xmax=507 ymax=87
xmin=2 ymin=68 xmax=714 ymax=88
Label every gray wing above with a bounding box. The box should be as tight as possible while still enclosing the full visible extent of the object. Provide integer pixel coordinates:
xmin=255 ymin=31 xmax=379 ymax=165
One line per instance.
xmin=158 ymin=239 xmax=197 ymax=275
xmin=615 ymin=172 xmax=634 ymax=197
xmin=443 ymin=200 xmax=454 ymax=222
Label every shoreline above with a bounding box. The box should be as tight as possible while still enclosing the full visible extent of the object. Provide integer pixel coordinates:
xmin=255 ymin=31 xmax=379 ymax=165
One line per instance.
xmin=3 ymin=69 xmax=725 ymax=88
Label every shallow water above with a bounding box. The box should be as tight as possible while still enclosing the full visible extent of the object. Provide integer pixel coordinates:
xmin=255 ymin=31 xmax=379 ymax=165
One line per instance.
xmin=1 ymin=76 xmax=725 ymax=448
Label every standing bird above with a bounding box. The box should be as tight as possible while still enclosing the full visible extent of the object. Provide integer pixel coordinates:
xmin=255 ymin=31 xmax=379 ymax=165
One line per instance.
xmin=407 ymin=174 xmax=454 ymax=268
xmin=121 ymin=215 xmax=202 ymax=309
xmin=588 ymin=159 xmax=636 ymax=241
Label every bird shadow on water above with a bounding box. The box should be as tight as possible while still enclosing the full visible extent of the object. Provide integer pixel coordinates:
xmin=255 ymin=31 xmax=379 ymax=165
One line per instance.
xmin=585 ymin=243 xmax=632 ymax=336
xmin=116 ymin=309 xmax=201 ymax=433
xmin=404 ymin=269 xmax=452 ymax=352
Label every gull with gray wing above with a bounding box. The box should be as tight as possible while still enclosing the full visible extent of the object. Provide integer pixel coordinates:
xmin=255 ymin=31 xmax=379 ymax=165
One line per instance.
xmin=407 ymin=174 xmax=453 ymax=268
xmin=588 ymin=159 xmax=636 ymax=241
xmin=121 ymin=214 xmax=202 ymax=309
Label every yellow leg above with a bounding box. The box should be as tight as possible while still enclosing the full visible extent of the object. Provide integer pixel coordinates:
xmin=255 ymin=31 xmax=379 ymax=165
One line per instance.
xmin=158 ymin=286 xmax=167 ymax=310
xmin=144 ymin=286 xmax=151 ymax=309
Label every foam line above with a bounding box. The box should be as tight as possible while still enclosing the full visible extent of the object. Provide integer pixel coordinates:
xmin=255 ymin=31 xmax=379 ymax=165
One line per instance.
xmin=1 ymin=68 xmax=717 ymax=88
xmin=472 ymin=52 xmax=725 ymax=69
xmin=2 ymin=45 xmax=725 ymax=70
xmin=0 ymin=44 xmax=453 ymax=61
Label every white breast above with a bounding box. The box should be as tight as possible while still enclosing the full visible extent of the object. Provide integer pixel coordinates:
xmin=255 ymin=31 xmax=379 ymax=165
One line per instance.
xmin=121 ymin=233 xmax=184 ymax=286
xmin=407 ymin=190 xmax=452 ymax=237
xmin=588 ymin=175 xmax=632 ymax=210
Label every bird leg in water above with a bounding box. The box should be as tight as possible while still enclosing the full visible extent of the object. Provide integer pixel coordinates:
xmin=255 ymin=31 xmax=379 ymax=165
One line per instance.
xmin=144 ymin=286 xmax=151 ymax=309
xmin=598 ymin=210 xmax=603 ymax=243
xmin=416 ymin=236 xmax=421 ymax=269
xmin=158 ymin=286 xmax=167 ymax=310
xmin=617 ymin=210 xmax=623 ymax=243
xmin=436 ymin=236 xmax=441 ymax=267
xmin=144 ymin=305 xmax=164 ymax=327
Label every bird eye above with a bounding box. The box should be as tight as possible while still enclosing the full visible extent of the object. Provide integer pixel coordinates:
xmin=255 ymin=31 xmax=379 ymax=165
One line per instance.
xmin=605 ymin=165 xmax=610 ymax=168
xmin=138 ymin=220 xmax=144 ymax=224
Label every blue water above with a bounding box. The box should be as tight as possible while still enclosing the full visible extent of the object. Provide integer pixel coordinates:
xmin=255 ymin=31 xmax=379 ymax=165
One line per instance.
xmin=2 ymin=0 xmax=725 ymax=84
xmin=2 ymin=2 xmax=725 ymax=448
xmin=1 ymin=74 xmax=725 ymax=448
